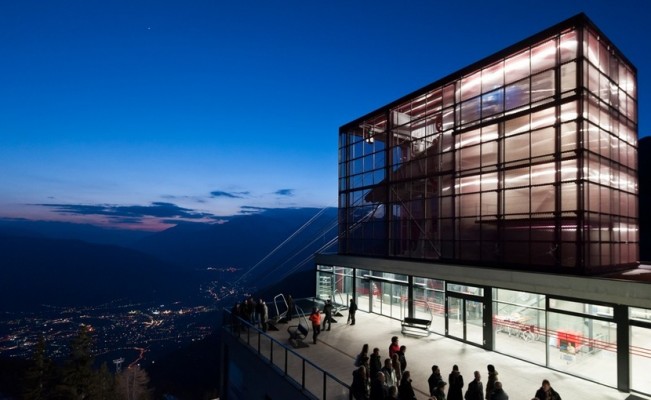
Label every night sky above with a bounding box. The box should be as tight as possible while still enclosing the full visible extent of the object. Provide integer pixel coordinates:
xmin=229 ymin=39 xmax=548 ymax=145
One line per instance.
xmin=1 ymin=1 xmax=649 ymax=231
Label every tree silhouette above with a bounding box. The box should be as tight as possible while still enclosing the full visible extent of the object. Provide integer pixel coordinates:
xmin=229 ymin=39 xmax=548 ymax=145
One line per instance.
xmin=58 ymin=325 xmax=96 ymax=399
xmin=24 ymin=336 xmax=54 ymax=400
xmin=116 ymin=366 xmax=152 ymax=400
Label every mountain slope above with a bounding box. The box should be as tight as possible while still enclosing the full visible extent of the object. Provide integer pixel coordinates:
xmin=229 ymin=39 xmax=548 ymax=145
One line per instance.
xmin=0 ymin=235 xmax=200 ymax=311
xmin=131 ymin=207 xmax=339 ymax=279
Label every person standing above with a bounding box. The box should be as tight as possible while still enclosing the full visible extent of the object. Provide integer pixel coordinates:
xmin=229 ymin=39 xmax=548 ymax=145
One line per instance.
xmin=308 ymin=307 xmax=321 ymax=344
xmin=388 ymin=336 xmax=400 ymax=358
xmin=323 ymin=299 xmax=334 ymax=331
xmin=398 ymin=371 xmax=416 ymax=400
xmin=369 ymin=348 xmax=382 ymax=382
xmin=348 ymin=298 xmax=358 ymax=325
xmin=534 ymin=379 xmax=562 ymax=400
xmin=390 ymin=354 xmax=402 ymax=383
xmin=351 ymin=366 xmax=369 ymax=400
xmin=257 ymin=298 xmax=268 ymax=332
xmin=381 ymin=358 xmax=397 ymax=388
xmin=370 ymin=372 xmax=388 ymax=400
xmin=448 ymin=364 xmax=464 ymax=400
xmin=397 ymin=346 xmax=407 ymax=374
xmin=489 ymin=382 xmax=508 ymax=400
xmin=485 ymin=364 xmax=498 ymax=400
xmin=464 ymin=371 xmax=484 ymax=400
xmin=428 ymin=365 xmax=443 ymax=396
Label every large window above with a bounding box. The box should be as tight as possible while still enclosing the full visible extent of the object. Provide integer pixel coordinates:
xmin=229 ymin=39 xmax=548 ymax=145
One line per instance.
xmin=547 ymin=299 xmax=617 ymax=387
xmin=493 ymin=289 xmax=546 ymax=364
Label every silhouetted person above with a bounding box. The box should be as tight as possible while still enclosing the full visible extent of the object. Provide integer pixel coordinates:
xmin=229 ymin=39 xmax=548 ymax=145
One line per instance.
xmin=369 ymin=348 xmax=382 ymax=382
xmin=485 ymin=364 xmax=498 ymax=400
xmin=351 ymin=366 xmax=369 ymax=400
xmin=428 ymin=365 xmax=443 ymax=396
xmin=348 ymin=298 xmax=358 ymax=325
xmin=370 ymin=372 xmax=388 ymax=400
xmin=534 ymin=379 xmax=561 ymax=400
xmin=448 ymin=364 xmax=464 ymax=400
xmin=397 ymin=345 xmax=407 ymax=373
xmin=464 ymin=371 xmax=484 ymax=400
xmin=398 ymin=371 xmax=416 ymax=400
xmin=355 ymin=343 xmax=369 ymax=367
xmin=322 ymin=299 xmax=334 ymax=331
xmin=490 ymin=381 xmax=508 ymax=400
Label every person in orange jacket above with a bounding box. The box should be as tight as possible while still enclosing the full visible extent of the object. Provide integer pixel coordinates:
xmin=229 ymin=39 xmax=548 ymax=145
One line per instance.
xmin=308 ymin=307 xmax=321 ymax=344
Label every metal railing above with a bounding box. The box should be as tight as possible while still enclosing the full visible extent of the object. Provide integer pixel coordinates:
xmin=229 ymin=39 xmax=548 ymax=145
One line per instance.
xmin=222 ymin=308 xmax=351 ymax=400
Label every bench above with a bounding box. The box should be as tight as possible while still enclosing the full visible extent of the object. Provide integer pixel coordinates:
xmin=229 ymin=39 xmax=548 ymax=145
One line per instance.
xmin=288 ymin=323 xmax=310 ymax=348
xmin=401 ymin=317 xmax=431 ymax=337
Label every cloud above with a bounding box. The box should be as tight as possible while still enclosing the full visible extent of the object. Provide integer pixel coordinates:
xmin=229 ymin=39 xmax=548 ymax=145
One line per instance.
xmin=210 ymin=190 xmax=250 ymax=199
xmin=37 ymin=202 xmax=218 ymax=223
xmin=274 ymin=189 xmax=294 ymax=197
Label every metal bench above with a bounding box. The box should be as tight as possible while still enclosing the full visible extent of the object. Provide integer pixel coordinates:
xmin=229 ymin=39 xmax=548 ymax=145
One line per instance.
xmin=401 ymin=317 xmax=431 ymax=337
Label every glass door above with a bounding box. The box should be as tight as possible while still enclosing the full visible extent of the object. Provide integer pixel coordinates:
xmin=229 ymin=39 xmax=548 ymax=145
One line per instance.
xmin=447 ymin=296 xmax=464 ymax=339
xmin=446 ymin=295 xmax=484 ymax=346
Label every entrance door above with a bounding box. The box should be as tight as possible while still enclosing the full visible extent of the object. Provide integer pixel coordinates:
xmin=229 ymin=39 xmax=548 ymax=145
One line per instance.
xmin=446 ymin=295 xmax=484 ymax=346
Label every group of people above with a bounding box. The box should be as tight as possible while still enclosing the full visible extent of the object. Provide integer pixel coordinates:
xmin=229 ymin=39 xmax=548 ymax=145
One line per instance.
xmin=351 ymin=337 xmax=409 ymax=400
xmin=308 ymin=298 xmax=358 ymax=344
xmin=350 ymin=336 xmax=562 ymax=400
xmin=230 ymin=296 xmax=269 ymax=331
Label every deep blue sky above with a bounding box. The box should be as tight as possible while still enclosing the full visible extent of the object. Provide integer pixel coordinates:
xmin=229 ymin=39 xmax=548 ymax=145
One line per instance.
xmin=1 ymin=1 xmax=649 ymax=230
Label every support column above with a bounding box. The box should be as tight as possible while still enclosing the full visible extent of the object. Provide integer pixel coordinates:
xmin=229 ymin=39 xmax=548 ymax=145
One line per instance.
xmin=615 ymin=304 xmax=630 ymax=392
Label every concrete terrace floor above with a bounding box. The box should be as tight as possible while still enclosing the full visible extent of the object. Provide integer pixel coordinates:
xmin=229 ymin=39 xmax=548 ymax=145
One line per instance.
xmin=259 ymin=309 xmax=649 ymax=400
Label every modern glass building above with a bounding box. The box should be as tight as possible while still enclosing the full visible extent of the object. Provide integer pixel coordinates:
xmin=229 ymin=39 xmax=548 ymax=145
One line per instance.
xmin=336 ymin=13 xmax=637 ymax=274
xmin=317 ymin=13 xmax=650 ymax=395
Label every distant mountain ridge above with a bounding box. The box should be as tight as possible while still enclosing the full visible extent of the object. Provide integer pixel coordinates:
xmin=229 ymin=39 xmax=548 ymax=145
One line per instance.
xmin=0 ymin=207 xmax=339 ymax=310
xmin=0 ymin=219 xmax=153 ymax=246
xmin=0 ymin=234 xmax=199 ymax=311
xmin=129 ymin=207 xmax=339 ymax=283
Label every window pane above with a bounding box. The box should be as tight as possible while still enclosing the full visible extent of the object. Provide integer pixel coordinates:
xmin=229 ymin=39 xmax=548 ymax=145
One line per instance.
xmin=531 ymin=162 xmax=556 ymax=185
xmin=560 ymin=30 xmax=578 ymax=62
xmin=531 ymin=70 xmax=555 ymax=102
xmin=505 ymin=134 xmax=530 ymax=163
xmin=482 ymin=89 xmax=504 ymax=118
xmin=482 ymin=61 xmax=504 ymax=92
xmin=505 ymin=50 xmax=530 ymax=84
xmin=461 ymin=70 xmax=482 ymax=101
xmin=531 ymin=185 xmax=555 ymax=212
xmin=561 ymin=61 xmax=577 ymax=92
xmin=531 ymin=127 xmax=555 ymax=158
xmin=531 ymin=38 xmax=557 ymax=73
xmin=505 ymin=79 xmax=530 ymax=111
xmin=504 ymin=188 xmax=530 ymax=214
xmin=460 ymin=97 xmax=481 ymax=125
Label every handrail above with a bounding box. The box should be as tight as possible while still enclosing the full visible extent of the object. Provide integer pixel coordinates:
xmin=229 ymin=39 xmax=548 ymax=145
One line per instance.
xmin=222 ymin=308 xmax=351 ymax=399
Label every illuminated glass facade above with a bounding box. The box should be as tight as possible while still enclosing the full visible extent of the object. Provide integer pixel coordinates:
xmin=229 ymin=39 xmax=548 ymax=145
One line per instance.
xmin=338 ymin=14 xmax=638 ymax=274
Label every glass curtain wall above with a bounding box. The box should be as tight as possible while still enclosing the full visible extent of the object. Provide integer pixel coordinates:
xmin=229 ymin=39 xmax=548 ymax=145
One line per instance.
xmin=493 ymin=289 xmax=546 ymax=364
xmin=630 ymin=307 xmax=651 ymax=396
xmin=413 ymin=277 xmax=445 ymax=334
xmin=333 ymin=267 xmax=354 ymax=307
xmin=338 ymin=22 xmax=638 ymax=274
xmin=355 ymin=269 xmax=371 ymax=312
xmin=547 ymin=299 xmax=617 ymax=387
